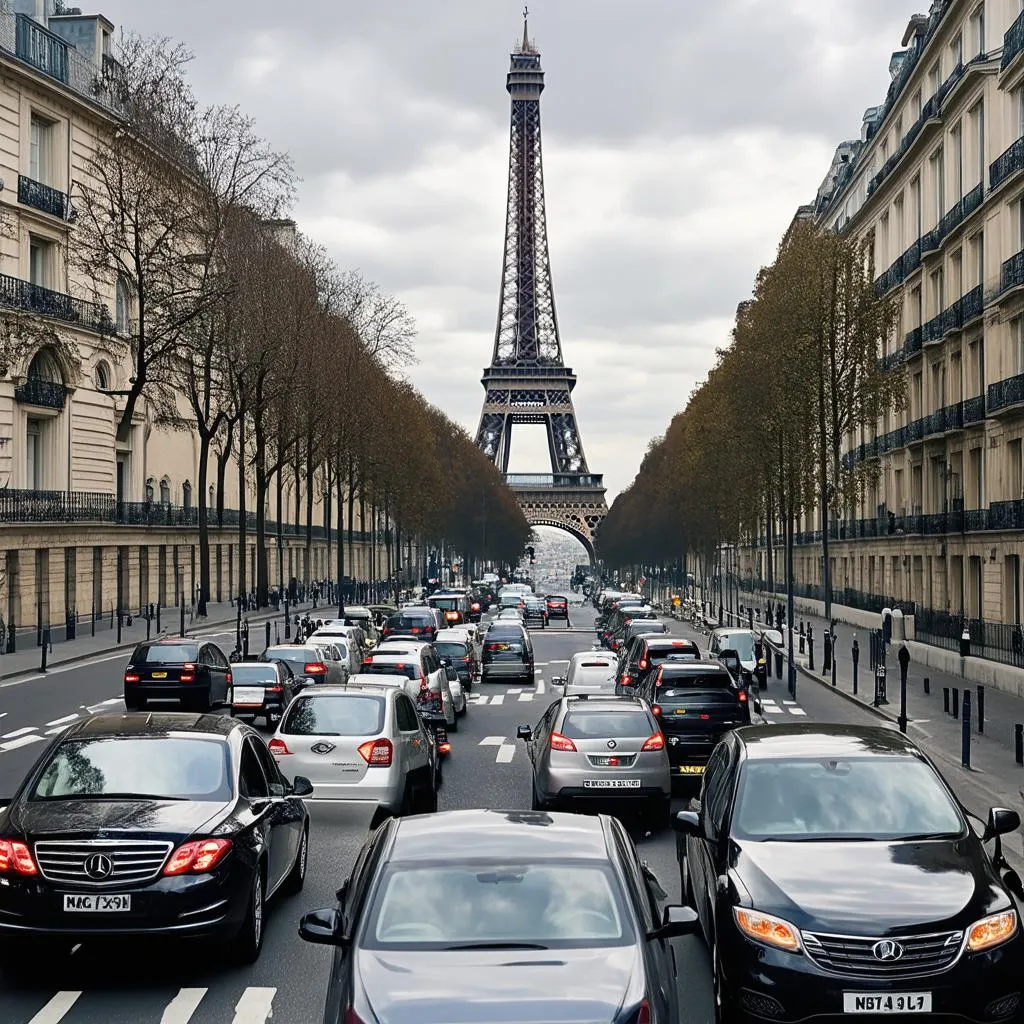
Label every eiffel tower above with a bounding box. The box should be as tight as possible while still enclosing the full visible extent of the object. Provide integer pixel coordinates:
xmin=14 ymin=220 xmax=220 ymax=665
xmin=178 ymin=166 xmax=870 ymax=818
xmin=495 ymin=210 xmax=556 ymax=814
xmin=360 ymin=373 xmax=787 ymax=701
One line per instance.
xmin=475 ymin=12 xmax=607 ymax=559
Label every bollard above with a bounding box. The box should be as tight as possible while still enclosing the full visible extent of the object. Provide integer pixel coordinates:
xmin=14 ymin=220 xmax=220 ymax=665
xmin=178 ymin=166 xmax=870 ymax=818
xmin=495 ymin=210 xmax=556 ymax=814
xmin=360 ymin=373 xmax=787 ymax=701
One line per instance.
xmin=823 ymin=631 xmax=832 ymax=673
xmin=808 ymin=627 xmax=815 ymax=672
xmin=146 ymin=612 xmax=151 ymax=640
xmin=943 ymin=686 xmax=950 ymax=713
xmin=831 ymin=639 xmax=837 ymax=688
xmin=117 ymin=611 xmax=122 ymax=644
xmin=40 ymin=628 xmax=48 ymax=672
xmin=873 ymin=634 xmax=888 ymax=706
xmin=91 ymin=602 xmax=95 ymax=637
xmin=977 ymin=686 xmax=984 ymax=734
xmin=275 ymin=622 xmax=280 ymax=644
xmin=748 ymin=607 xmax=754 ymax=630
xmin=923 ymin=676 xmax=930 ymax=695
xmin=179 ymin=597 xmax=186 ymax=638
xmin=952 ymin=687 xmax=959 ymax=719
xmin=898 ymin=666 xmax=908 ymax=734
xmin=799 ymin=622 xmax=806 ymax=654
xmin=1017 ymin=724 xmax=1024 ymax=766
xmin=852 ymin=638 xmax=859 ymax=695
xmin=774 ymin=649 xmax=782 ymax=677
xmin=961 ymin=690 xmax=972 ymax=768
xmin=265 ymin=621 xmax=271 ymax=650
xmin=242 ymin=620 xmax=250 ymax=659
xmin=284 ymin=598 xmax=291 ymax=639
xmin=765 ymin=644 xmax=772 ymax=678
xmin=6 ymin=618 xmax=13 ymax=654
xmin=157 ymin=603 xmax=161 ymax=633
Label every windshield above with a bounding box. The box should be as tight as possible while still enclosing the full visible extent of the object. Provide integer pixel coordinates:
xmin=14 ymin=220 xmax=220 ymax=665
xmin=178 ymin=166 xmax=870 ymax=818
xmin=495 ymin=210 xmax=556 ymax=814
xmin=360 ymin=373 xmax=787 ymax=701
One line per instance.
xmin=132 ymin=644 xmax=199 ymax=664
xmin=32 ymin=738 xmax=231 ymax=802
xmin=363 ymin=860 xmax=630 ymax=950
xmin=283 ymin=694 xmax=385 ymax=736
xmin=733 ymin=757 xmax=965 ymax=841
xmin=717 ymin=633 xmax=755 ymax=661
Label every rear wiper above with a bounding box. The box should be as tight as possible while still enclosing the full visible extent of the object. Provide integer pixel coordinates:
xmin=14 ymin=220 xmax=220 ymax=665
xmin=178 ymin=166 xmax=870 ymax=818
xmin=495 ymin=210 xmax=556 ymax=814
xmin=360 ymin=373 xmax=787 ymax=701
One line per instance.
xmin=444 ymin=941 xmax=550 ymax=950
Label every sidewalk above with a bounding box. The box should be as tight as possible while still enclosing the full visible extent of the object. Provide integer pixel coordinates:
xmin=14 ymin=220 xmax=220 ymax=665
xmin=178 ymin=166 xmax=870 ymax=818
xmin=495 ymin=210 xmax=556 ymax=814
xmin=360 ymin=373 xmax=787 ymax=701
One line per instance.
xmin=0 ymin=598 xmax=323 ymax=680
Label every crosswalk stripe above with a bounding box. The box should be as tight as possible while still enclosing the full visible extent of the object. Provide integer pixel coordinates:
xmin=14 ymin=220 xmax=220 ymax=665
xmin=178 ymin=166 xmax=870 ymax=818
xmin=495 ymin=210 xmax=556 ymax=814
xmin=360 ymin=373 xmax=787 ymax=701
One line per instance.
xmin=161 ymin=988 xmax=208 ymax=1023
xmin=789 ymin=708 xmax=808 ymax=716
xmin=518 ymin=692 xmax=533 ymax=701
xmin=479 ymin=736 xmax=506 ymax=746
xmin=495 ymin=745 xmax=516 ymax=763
xmin=0 ymin=734 xmax=45 ymax=751
xmin=508 ymin=688 xmax=522 ymax=693
xmin=2 ymin=727 xmax=37 ymax=739
xmin=29 ymin=992 xmax=81 ymax=1023
xmin=491 ymin=694 xmax=504 ymax=706
xmin=763 ymin=706 xmax=784 ymax=714
xmin=232 ymin=987 xmax=276 ymax=1023
xmin=45 ymin=714 xmax=79 ymax=727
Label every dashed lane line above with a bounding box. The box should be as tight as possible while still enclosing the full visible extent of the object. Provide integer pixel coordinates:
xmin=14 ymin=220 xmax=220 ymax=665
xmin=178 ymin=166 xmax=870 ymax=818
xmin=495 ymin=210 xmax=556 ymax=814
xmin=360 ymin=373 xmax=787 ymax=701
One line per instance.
xmin=0 ymin=733 xmax=45 ymax=752
xmin=478 ymin=736 xmax=506 ymax=746
xmin=29 ymin=992 xmax=82 ymax=1023
xmin=45 ymin=714 xmax=79 ymax=727
xmin=495 ymin=744 xmax=516 ymax=764
xmin=231 ymin=987 xmax=277 ymax=1024
xmin=2 ymin=726 xmax=37 ymax=739
xmin=161 ymin=989 xmax=208 ymax=1024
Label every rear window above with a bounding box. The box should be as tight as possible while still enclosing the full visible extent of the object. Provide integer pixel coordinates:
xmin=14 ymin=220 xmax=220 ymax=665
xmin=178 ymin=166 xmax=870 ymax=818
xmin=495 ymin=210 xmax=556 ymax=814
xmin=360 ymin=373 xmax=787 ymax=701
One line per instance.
xmin=629 ymin=621 xmax=665 ymax=636
xmin=561 ymin=711 xmax=654 ymax=739
xmin=657 ymin=671 xmax=735 ymax=696
xmin=133 ymin=643 xmax=199 ymax=664
xmin=434 ymin=642 xmax=468 ymax=659
xmin=363 ymin=662 xmax=422 ymax=680
xmin=388 ymin=613 xmax=433 ymax=628
xmin=428 ymin=597 xmax=462 ymax=611
xmin=282 ymin=694 xmax=386 ymax=736
xmin=230 ymin=665 xmax=279 ymax=684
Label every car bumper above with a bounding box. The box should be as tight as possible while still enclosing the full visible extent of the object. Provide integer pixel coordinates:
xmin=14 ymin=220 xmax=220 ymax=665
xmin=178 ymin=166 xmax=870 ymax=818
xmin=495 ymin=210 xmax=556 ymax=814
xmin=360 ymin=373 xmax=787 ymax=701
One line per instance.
xmin=541 ymin=766 xmax=671 ymax=801
xmin=125 ymin=681 xmax=208 ymax=701
xmin=277 ymin=763 xmax=405 ymax=809
xmin=0 ymin=867 xmax=251 ymax=940
xmin=482 ymin=663 xmax=531 ymax=680
xmin=722 ymin=925 xmax=1023 ymax=1024
xmin=232 ymin=697 xmax=286 ymax=718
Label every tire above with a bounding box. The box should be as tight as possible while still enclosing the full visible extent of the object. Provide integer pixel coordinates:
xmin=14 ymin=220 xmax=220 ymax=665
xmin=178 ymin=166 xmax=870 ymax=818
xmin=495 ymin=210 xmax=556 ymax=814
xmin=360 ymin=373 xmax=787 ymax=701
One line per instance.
xmin=230 ymin=868 xmax=265 ymax=965
xmin=448 ymin=714 xmax=459 ymax=733
xmin=414 ymin=770 xmax=438 ymax=814
xmin=188 ymin=688 xmax=211 ymax=714
xmin=281 ymin=825 xmax=308 ymax=896
xmin=124 ymin=695 xmax=143 ymax=712
xmin=680 ymin=853 xmax=695 ymax=908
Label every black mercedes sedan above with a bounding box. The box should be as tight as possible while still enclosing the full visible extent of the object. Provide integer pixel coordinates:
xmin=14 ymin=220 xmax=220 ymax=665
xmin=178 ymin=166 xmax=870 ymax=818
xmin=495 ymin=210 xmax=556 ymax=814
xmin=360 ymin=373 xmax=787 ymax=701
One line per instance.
xmin=675 ymin=724 xmax=1023 ymax=1024
xmin=0 ymin=713 xmax=312 ymax=964
xmin=300 ymin=808 xmax=698 ymax=1023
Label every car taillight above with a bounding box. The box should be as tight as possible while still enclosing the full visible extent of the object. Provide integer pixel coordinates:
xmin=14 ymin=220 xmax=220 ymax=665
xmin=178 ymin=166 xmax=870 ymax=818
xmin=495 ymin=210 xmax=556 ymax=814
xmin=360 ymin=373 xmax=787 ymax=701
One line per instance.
xmin=410 ymin=627 xmax=421 ymax=633
xmin=621 ymin=675 xmax=633 ymax=686
xmin=639 ymin=659 xmax=648 ymax=670
xmin=641 ymin=733 xmax=665 ymax=752
xmin=549 ymin=731 xmax=577 ymax=752
xmin=471 ymin=603 xmax=480 ymax=611
xmin=267 ymin=686 xmax=282 ymax=693
xmin=0 ymin=839 xmax=37 ymax=875
xmin=652 ymin=705 xmax=662 ymax=716
xmin=358 ymin=738 xmax=393 ymax=766
xmin=636 ymin=999 xmax=652 ymax=1024
xmin=268 ymin=738 xmax=291 ymax=755
xmin=163 ymin=838 xmax=232 ymax=876
xmin=181 ymin=664 xmax=195 ymax=683
xmin=226 ymin=672 xmax=232 ymax=684
xmin=738 ymin=690 xmax=748 ymax=703
xmin=363 ymin=656 xmax=373 ymax=664
xmin=124 ymin=673 xmax=140 ymax=683
xmin=305 ymin=663 xmax=327 ymax=675
xmin=438 ymin=741 xmax=452 ymax=754
xmin=700 ymin=713 xmax=711 ymax=720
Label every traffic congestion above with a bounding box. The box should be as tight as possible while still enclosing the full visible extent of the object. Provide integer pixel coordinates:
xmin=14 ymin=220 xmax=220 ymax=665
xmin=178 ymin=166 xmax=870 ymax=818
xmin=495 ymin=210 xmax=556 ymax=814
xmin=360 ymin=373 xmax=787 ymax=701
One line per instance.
xmin=0 ymin=570 xmax=1019 ymax=1024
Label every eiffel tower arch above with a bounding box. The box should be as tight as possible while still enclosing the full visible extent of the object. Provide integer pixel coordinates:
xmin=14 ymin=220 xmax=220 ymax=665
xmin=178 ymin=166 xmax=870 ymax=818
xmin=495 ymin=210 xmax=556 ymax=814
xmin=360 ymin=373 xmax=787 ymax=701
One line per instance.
xmin=475 ymin=15 xmax=607 ymax=561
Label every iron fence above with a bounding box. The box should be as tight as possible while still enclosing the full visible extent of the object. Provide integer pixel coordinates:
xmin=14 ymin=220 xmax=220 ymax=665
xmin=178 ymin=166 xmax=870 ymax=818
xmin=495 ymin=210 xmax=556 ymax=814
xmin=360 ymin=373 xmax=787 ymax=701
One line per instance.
xmin=915 ymin=608 xmax=1024 ymax=669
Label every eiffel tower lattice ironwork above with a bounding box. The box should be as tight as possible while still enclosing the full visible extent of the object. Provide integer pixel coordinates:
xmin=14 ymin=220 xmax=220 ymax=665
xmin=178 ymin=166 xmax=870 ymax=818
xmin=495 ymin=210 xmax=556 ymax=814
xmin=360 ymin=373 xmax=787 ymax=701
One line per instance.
xmin=474 ymin=14 xmax=607 ymax=559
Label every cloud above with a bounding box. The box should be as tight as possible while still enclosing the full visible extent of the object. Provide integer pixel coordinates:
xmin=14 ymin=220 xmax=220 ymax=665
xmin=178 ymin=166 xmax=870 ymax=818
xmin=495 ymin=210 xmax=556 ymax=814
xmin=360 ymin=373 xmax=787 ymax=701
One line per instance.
xmin=98 ymin=0 xmax=921 ymax=498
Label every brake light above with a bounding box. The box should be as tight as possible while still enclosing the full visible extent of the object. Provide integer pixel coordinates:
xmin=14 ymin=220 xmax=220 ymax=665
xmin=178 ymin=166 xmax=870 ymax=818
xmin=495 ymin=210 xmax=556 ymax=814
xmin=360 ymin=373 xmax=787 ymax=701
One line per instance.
xmin=641 ymin=733 xmax=665 ymax=752
xmin=700 ymin=713 xmax=711 ymax=720
xmin=181 ymin=664 xmax=195 ymax=682
xmin=410 ymin=627 xmax=421 ymax=633
xmin=472 ymin=603 xmax=480 ymax=611
xmin=621 ymin=675 xmax=633 ymax=686
xmin=305 ymin=663 xmax=327 ymax=675
xmin=358 ymin=738 xmax=394 ymax=766
xmin=637 ymin=1000 xmax=652 ymax=1024
xmin=639 ymin=659 xmax=648 ymax=670
xmin=268 ymin=738 xmax=291 ymax=755
xmin=0 ymin=839 xmax=37 ymax=875
xmin=738 ymin=690 xmax=748 ymax=702
xmin=438 ymin=741 xmax=452 ymax=754
xmin=124 ymin=673 xmax=140 ymax=683
xmin=267 ymin=686 xmax=282 ymax=693
xmin=163 ymin=838 xmax=232 ymax=876
xmin=652 ymin=705 xmax=662 ymax=716
xmin=549 ymin=731 xmax=577 ymax=752
xmin=363 ymin=656 xmax=373 ymax=664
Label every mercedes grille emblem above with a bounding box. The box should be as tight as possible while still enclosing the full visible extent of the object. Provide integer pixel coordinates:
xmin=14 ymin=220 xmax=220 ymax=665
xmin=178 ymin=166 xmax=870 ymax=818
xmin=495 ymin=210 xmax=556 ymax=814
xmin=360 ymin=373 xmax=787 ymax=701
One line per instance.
xmin=607 ymin=740 xmax=617 ymax=750
xmin=311 ymin=742 xmax=336 ymax=755
xmin=872 ymin=939 xmax=904 ymax=961
xmin=83 ymin=853 xmax=113 ymax=880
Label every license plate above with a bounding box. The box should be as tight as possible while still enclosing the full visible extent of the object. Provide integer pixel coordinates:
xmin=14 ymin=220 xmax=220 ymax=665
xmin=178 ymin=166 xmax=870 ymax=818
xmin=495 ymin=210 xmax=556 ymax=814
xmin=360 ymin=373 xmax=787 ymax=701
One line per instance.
xmin=678 ymin=765 xmax=705 ymax=774
xmin=583 ymin=778 xmax=641 ymax=789
xmin=64 ymin=894 xmax=131 ymax=912
xmin=674 ymin=709 xmax=687 ymax=714
xmin=843 ymin=994 xmax=931 ymax=1014
xmin=233 ymin=687 xmax=266 ymax=706
xmin=150 ymin=672 xmax=168 ymax=679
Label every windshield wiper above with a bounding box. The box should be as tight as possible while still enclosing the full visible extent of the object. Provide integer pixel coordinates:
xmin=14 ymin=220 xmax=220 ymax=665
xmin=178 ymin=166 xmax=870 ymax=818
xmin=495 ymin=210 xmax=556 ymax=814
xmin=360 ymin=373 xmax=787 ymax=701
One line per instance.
xmin=763 ymin=835 xmax=881 ymax=842
xmin=897 ymin=832 xmax=960 ymax=841
xmin=443 ymin=941 xmax=550 ymax=950
xmin=41 ymin=792 xmax=188 ymax=801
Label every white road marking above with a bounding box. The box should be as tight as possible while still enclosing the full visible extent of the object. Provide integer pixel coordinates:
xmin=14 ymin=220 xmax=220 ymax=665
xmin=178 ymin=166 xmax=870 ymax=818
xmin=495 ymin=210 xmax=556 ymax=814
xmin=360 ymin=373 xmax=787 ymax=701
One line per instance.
xmin=789 ymin=708 xmax=807 ymax=716
xmin=46 ymin=726 xmax=68 ymax=735
xmin=29 ymin=992 xmax=82 ymax=1022
xmin=231 ymin=987 xmax=277 ymax=1024
xmin=1 ymin=727 xmax=37 ymax=739
xmin=508 ymin=688 xmax=522 ymax=693
xmin=0 ymin=734 xmax=45 ymax=751
xmin=161 ymin=988 xmax=208 ymax=1023
xmin=495 ymin=745 xmax=516 ymax=763
xmin=518 ymin=692 xmax=534 ymax=702
xmin=479 ymin=736 xmax=506 ymax=746
xmin=782 ymin=700 xmax=797 ymax=706
xmin=471 ymin=695 xmax=489 ymax=705
xmin=99 ymin=698 xmax=123 ymax=706
xmin=45 ymin=714 xmax=79 ymax=727
xmin=762 ymin=706 xmax=784 ymax=714
xmin=537 ymin=677 xmax=546 ymax=694
xmin=491 ymin=694 xmax=505 ymax=706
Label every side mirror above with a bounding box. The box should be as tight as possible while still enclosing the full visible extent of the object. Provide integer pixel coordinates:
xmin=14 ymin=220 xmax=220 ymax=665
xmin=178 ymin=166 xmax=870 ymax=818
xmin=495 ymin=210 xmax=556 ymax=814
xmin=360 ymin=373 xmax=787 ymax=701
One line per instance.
xmin=984 ymin=807 xmax=1021 ymax=840
xmin=753 ymin=699 xmax=762 ymax=715
xmin=647 ymin=904 xmax=699 ymax=941
xmin=551 ymin=677 xmax=564 ymax=688
xmin=299 ymin=908 xmax=348 ymax=946
xmin=291 ymin=775 xmax=314 ymax=798
xmin=672 ymin=810 xmax=700 ymax=836
xmin=516 ymin=724 xmax=533 ymax=741
xmin=292 ymin=680 xmax=306 ymax=693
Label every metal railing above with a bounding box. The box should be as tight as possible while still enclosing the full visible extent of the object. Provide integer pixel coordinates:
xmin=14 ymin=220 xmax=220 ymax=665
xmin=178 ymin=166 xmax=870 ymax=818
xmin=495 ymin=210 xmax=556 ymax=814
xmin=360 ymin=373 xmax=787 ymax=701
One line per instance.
xmin=0 ymin=273 xmax=113 ymax=334
xmin=503 ymin=473 xmax=604 ymax=488
xmin=916 ymin=608 xmax=1024 ymax=669
xmin=14 ymin=377 xmax=66 ymax=410
xmin=987 ymin=372 xmax=1024 ymax=415
xmin=1000 ymin=250 xmax=1024 ymax=295
xmin=18 ymin=175 xmax=67 ymax=219
xmin=991 ymin=136 xmax=1024 ymax=191
xmin=962 ymin=394 xmax=986 ymax=424
xmin=1003 ymin=10 xmax=1024 ymax=72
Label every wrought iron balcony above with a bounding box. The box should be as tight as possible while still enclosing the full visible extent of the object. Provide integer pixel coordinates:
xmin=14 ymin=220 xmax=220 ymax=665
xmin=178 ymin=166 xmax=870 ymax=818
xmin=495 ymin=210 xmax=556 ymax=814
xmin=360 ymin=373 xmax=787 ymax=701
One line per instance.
xmin=14 ymin=377 xmax=65 ymax=410
xmin=1003 ymin=10 xmax=1024 ymax=72
xmin=922 ymin=312 xmax=945 ymax=344
xmin=14 ymin=14 xmax=68 ymax=84
xmin=879 ymin=348 xmax=906 ymax=372
xmin=988 ymin=499 xmax=1024 ymax=531
xmin=904 ymin=325 xmax=923 ymax=358
xmin=962 ymin=394 xmax=986 ymax=424
xmin=991 ymin=136 xmax=1024 ymax=191
xmin=960 ymin=285 xmax=983 ymax=325
xmin=987 ymin=372 xmax=1024 ymax=415
xmin=18 ymin=176 xmax=67 ymax=219
xmin=901 ymin=239 xmax=922 ymax=278
xmin=1000 ymin=250 xmax=1024 ymax=295
xmin=0 ymin=274 xmax=113 ymax=334
xmin=503 ymin=474 xmax=604 ymax=489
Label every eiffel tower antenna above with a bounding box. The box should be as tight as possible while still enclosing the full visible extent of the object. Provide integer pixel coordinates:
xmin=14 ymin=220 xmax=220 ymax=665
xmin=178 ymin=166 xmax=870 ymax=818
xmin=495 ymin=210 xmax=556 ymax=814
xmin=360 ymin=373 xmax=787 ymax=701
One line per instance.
xmin=474 ymin=20 xmax=607 ymax=560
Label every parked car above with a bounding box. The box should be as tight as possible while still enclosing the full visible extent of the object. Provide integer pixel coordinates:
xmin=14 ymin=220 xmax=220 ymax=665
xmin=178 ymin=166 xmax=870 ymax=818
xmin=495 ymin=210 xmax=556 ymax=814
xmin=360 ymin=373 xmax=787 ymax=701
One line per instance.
xmin=675 ymin=724 xmax=1024 ymax=1024
xmin=0 ymin=713 xmax=311 ymax=964
xmin=123 ymin=638 xmax=232 ymax=712
xmin=298 ymin=809 xmax=697 ymax=1023
xmin=261 ymin=644 xmax=347 ymax=688
xmin=269 ymin=685 xmax=437 ymax=813
xmin=230 ymin=660 xmax=298 ymax=728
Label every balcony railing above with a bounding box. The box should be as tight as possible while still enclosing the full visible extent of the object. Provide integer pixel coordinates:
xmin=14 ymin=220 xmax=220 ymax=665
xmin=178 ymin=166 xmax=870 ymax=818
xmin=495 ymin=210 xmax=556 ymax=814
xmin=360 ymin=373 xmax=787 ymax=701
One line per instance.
xmin=1002 ymin=10 xmax=1024 ymax=72
xmin=0 ymin=274 xmax=113 ymax=334
xmin=991 ymin=136 xmax=1024 ymax=191
xmin=17 ymin=175 xmax=67 ymax=219
xmin=1000 ymin=250 xmax=1024 ymax=295
xmin=987 ymin=372 xmax=1024 ymax=415
xmin=922 ymin=312 xmax=945 ymax=343
xmin=14 ymin=14 xmax=67 ymax=84
xmin=962 ymin=394 xmax=986 ymax=424
xmin=959 ymin=284 xmax=983 ymax=325
xmin=901 ymin=239 xmax=922 ymax=278
xmin=503 ymin=474 xmax=605 ymax=489
xmin=14 ymin=377 xmax=65 ymax=410
xmin=904 ymin=325 xmax=923 ymax=358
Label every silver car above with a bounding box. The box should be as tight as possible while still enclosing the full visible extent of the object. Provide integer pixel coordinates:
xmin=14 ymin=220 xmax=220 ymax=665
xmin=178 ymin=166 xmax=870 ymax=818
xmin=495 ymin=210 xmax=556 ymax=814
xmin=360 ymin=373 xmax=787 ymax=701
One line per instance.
xmin=554 ymin=651 xmax=619 ymax=695
xmin=517 ymin=695 xmax=670 ymax=820
xmin=269 ymin=684 xmax=437 ymax=815
xmin=262 ymin=644 xmax=347 ymax=687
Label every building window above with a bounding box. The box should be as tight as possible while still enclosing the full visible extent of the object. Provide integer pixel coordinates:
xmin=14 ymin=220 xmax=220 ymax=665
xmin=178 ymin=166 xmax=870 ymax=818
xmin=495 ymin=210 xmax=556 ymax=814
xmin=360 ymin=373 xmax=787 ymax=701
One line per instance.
xmin=970 ymin=230 xmax=984 ymax=287
xmin=182 ymin=481 xmax=192 ymax=509
xmin=26 ymin=419 xmax=41 ymax=489
xmin=29 ymin=115 xmax=53 ymax=185
xmin=930 ymin=147 xmax=944 ymax=222
xmin=928 ymin=61 xmax=941 ymax=95
xmin=950 ymin=33 xmax=962 ymax=68
xmin=951 ymin=249 xmax=963 ymax=299
xmin=28 ymin=236 xmax=56 ymax=289
xmin=115 ymin=276 xmax=131 ymax=335
xmin=159 ymin=479 xmax=170 ymax=505
xmin=970 ymin=3 xmax=985 ymax=57
xmin=94 ymin=361 xmax=109 ymax=391
xmin=1009 ymin=439 xmax=1023 ymax=499
xmin=951 ymin=122 xmax=963 ymax=200
xmin=145 ymin=478 xmax=154 ymax=502
xmin=910 ymin=175 xmax=922 ymax=237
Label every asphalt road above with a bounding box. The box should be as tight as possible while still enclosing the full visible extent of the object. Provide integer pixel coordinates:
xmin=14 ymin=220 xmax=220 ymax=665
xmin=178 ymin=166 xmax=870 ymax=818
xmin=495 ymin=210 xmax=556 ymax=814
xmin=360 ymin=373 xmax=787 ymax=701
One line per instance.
xmin=0 ymin=604 xmax=952 ymax=1022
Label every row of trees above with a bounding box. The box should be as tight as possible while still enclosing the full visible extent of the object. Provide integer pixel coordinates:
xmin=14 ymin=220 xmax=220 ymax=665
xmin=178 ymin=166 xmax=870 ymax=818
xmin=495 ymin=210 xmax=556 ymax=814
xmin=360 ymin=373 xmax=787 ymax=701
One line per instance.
xmin=597 ymin=217 xmax=903 ymax=622
xmin=38 ymin=37 xmax=530 ymax=613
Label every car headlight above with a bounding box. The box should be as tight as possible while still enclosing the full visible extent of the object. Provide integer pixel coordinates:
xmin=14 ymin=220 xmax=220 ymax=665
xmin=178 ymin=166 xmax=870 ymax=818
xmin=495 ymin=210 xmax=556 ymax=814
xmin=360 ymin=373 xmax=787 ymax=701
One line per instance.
xmin=733 ymin=908 xmax=802 ymax=952
xmin=967 ymin=910 xmax=1017 ymax=952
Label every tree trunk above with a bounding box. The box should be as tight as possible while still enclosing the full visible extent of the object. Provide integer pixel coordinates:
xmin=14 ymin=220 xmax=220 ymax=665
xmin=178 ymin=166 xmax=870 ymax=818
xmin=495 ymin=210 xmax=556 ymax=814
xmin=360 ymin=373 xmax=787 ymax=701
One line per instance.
xmin=324 ymin=464 xmax=333 ymax=598
xmin=347 ymin=458 xmax=356 ymax=588
xmin=254 ymin=431 xmax=269 ymax=609
xmin=786 ymin=483 xmax=796 ymax=697
xmin=335 ymin=450 xmax=346 ymax=617
xmin=766 ymin=489 xmax=775 ymax=593
xmin=276 ymin=461 xmax=285 ymax=595
xmin=818 ymin=329 xmax=832 ymax=627
xmin=293 ymin=452 xmax=302 ymax=584
xmin=216 ymin=418 xmax=234 ymax=528
xmin=237 ymin=414 xmax=247 ymax=603
xmin=197 ymin=432 xmax=211 ymax=617
xmin=304 ymin=436 xmax=315 ymax=575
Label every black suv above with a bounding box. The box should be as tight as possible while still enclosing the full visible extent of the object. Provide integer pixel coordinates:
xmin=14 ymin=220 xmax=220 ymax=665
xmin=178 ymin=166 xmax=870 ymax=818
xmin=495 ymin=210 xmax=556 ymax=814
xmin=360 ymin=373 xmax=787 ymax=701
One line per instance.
xmin=616 ymin=636 xmax=701 ymax=693
xmin=124 ymin=638 xmax=233 ymax=712
xmin=482 ymin=624 xmax=535 ymax=685
xmin=383 ymin=607 xmax=438 ymax=643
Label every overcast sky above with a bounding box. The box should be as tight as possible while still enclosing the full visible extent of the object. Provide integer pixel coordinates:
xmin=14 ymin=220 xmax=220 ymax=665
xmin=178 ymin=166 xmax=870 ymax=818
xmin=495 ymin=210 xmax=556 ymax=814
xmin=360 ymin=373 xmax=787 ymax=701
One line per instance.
xmin=99 ymin=0 xmax=916 ymax=499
